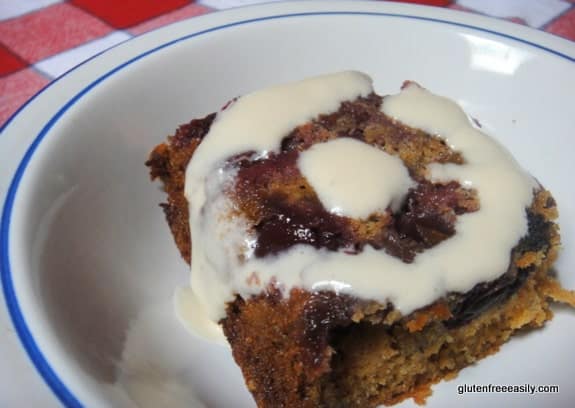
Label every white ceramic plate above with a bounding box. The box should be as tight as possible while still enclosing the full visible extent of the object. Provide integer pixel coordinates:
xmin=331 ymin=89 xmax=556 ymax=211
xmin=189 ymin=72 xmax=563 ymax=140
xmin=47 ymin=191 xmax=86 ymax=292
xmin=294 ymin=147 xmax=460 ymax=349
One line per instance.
xmin=1 ymin=1 xmax=574 ymax=407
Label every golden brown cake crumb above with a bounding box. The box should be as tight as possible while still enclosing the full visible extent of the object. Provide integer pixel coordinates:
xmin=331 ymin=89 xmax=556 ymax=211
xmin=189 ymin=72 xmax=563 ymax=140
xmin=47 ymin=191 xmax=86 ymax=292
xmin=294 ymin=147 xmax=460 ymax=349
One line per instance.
xmin=147 ymin=90 xmax=572 ymax=407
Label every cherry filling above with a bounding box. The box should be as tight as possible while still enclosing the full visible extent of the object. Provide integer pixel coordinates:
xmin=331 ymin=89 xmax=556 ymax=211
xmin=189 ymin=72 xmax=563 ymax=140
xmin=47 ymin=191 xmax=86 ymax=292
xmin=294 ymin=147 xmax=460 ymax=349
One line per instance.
xmin=234 ymin=149 xmax=477 ymax=262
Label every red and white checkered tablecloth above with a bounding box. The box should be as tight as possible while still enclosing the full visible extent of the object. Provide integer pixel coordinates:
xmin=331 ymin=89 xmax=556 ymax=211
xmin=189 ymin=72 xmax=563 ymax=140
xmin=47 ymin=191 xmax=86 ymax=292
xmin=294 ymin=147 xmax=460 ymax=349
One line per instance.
xmin=1 ymin=0 xmax=575 ymax=128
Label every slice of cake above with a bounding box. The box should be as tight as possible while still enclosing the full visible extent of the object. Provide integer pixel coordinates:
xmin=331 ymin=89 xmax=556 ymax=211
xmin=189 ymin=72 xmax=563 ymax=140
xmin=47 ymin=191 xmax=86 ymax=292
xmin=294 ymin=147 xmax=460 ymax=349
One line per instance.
xmin=146 ymin=71 xmax=574 ymax=407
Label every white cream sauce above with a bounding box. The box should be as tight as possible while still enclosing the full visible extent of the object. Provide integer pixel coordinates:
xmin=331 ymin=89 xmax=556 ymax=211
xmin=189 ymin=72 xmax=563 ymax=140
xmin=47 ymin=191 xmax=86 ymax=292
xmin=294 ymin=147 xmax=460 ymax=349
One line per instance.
xmin=298 ymin=137 xmax=414 ymax=218
xmin=179 ymin=72 xmax=536 ymax=337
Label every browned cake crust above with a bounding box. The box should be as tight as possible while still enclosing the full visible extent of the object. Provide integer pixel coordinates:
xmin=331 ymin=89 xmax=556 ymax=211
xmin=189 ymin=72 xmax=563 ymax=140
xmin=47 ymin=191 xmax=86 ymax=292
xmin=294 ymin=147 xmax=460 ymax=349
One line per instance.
xmin=147 ymin=113 xmax=215 ymax=264
xmin=146 ymin=94 xmax=575 ymax=407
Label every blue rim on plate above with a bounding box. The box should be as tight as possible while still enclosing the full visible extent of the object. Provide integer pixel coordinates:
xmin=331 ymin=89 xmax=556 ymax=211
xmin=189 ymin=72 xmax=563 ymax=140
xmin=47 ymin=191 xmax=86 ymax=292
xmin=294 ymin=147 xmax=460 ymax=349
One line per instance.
xmin=1 ymin=10 xmax=573 ymax=408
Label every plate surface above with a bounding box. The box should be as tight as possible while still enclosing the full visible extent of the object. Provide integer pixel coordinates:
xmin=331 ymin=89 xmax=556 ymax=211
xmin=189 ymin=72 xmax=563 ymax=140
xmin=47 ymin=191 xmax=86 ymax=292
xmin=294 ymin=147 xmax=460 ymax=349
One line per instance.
xmin=1 ymin=1 xmax=575 ymax=407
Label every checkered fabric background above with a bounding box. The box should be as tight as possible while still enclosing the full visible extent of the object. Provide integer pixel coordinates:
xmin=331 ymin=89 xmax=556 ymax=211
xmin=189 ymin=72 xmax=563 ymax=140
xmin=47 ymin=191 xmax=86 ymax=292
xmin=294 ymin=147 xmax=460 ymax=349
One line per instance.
xmin=1 ymin=0 xmax=574 ymax=127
